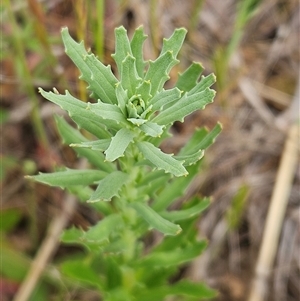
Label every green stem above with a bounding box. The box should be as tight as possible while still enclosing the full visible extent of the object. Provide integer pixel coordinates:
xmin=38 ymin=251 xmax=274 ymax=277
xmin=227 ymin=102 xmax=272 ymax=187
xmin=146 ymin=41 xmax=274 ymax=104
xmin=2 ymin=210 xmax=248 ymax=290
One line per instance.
xmin=5 ymin=0 xmax=49 ymax=150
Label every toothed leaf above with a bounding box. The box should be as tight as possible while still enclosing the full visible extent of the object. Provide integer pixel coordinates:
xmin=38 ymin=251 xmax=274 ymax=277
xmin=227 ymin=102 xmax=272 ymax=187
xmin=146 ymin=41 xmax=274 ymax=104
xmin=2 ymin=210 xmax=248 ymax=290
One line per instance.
xmin=121 ymin=54 xmax=142 ymax=96
xmin=88 ymin=171 xmax=129 ymax=202
xmin=137 ymin=141 xmax=187 ymax=177
xmin=27 ymin=169 xmax=107 ymax=188
xmin=112 ymin=26 xmax=132 ymax=74
xmin=136 ymin=80 xmax=152 ymax=102
xmin=54 ymin=115 xmax=114 ymax=173
xmin=130 ymin=26 xmax=147 ymax=77
xmin=176 ymin=62 xmax=204 ymax=92
xmin=149 ymin=87 xmax=182 ymax=112
xmin=90 ymin=101 xmax=126 ymax=124
xmin=161 ymin=28 xmax=187 ymax=57
xmin=174 ymin=149 xmax=205 ymax=166
xmin=139 ymin=121 xmax=164 ymax=137
xmin=105 ymin=128 xmax=136 ymax=162
xmin=144 ymin=51 xmax=176 ymax=95
xmin=187 ymin=73 xmax=216 ymax=95
xmin=153 ymin=88 xmax=215 ymax=125
xmin=61 ymin=27 xmax=118 ymax=104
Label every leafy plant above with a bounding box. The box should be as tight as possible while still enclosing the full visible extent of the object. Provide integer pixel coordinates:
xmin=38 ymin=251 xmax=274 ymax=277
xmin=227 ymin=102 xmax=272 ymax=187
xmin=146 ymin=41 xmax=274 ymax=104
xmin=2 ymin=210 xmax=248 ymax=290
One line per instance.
xmin=28 ymin=25 xmax=221 ymax=300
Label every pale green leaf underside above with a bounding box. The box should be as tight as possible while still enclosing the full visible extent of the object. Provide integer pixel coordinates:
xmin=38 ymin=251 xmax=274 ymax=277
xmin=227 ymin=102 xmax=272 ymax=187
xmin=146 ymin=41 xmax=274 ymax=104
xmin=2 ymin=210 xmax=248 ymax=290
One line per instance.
xmin=137 ymin=141 xmax=188 ymax=177
xmin=88 ymin=171 xmax=129 ymax=202
xmin=27 ymin=169 xmax=107 ymax=188
xmin=130 ymin=202 xmax=181 ymax=236
xmin=61 ymin=27 xmax=118 ymax=104
xmin=105 ymin=128 xmax=136 ymax=162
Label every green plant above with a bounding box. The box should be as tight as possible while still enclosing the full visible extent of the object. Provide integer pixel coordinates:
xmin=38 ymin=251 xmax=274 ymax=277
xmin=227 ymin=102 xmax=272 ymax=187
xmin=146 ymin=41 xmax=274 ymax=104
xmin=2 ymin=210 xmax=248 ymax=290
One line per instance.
xmin=29 ymin=25 xmax=221 ymax=300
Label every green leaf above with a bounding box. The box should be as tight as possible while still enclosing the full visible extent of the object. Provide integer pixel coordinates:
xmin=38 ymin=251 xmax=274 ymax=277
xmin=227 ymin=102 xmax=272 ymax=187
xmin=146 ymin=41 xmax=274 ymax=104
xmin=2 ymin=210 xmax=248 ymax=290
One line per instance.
xmin=172 ymin=280 xmax=217 ymax=298
xmin=60 ymin=260 xmax=103 ymax=289
xmin=67 ymin=186 xmax=113 ymax=215
xmin=226 ymin=184 xmax=249 ymax=230
xmin=54 ymin=115 xmax=115 ymax=173
xmin=161 ymin=27 xmax=187 ymax=58
xmin=121 ymin=54 xmax=142 ymax=96
xmin=187 ymin=73 xmax=216 ymax=95
xmin=112 ymin=26 xmax=132 ymax=74
xmin=130 ymin=26 xmax=147 ymax=77
xmin=178 ymin=127 xmax=208 ymax=156
xmin=136 ymin=80 xmax=152 ymax=102
xmin=71 ymin=114 xmax=111 ymax=139
xmin=159 ymin=198 xmax=210 ymax=222
xmin=39 ymin=89 xmax=120 ymax=134
xmin=153 ymin=88 xmax=215 ymax=125
xmin=105 ymin=128 xmax=136 ymax=162
xmin=149 ymin=87 xmax=182 ymax=112
xmin=61 ymin=27 xmax=118 ymax=104
xmin=139 ymin=121 xmax=164 ymax=137
xmin=27 ymin=169 xmax=107 ymax=188
xmin=60 ymin=226 xmax=85 ymax=245
xmin=137 ymin=141 xmax=188 ymax=177
xmin=130 ymin=202 xmax=181 ymax=236
xmin=88 ymin=171 xmax=129 ymax=202
xmin=84 ymin=214 xmax=123 ymax=243
xmin=179 ymin=122 xmax=222 ymax=156
xmin=176 ymin=62 xmax=204 ymax=92
xmin=144 ymin=51 xmax=176 ymax=95
xmin=136 ymin=240 xmax=207 ymax=267
xmin=115 ymin=83 xmax=128 ymax=115
xmin=70 ymin=139 xmax=111 ymax=152
xmin=127 ymin=118 xmax=147 ymax=126
xmin=174 ymin=149 xmax=204 ymax=166
xmin=90 ymin=101 xmax=126 ymax=124
xmin=152 ymin=163 xmax=200 ymax=211
xmin=196 ymin=122 xmax=222 ymax=149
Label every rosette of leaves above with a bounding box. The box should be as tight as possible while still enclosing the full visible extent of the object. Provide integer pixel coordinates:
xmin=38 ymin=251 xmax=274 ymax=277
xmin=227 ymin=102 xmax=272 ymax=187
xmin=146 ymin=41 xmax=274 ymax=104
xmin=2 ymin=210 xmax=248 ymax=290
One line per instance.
xmin=30 ymin=25 xmax=221 ymax=236
xmin=39 ymin=26 xmax=216 ymax=175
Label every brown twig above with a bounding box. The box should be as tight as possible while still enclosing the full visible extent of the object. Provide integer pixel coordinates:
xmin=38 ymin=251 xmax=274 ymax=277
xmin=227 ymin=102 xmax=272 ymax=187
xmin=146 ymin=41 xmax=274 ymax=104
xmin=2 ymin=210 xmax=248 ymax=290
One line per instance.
xmin=247 ymin=118 xmax=299 ymax=300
